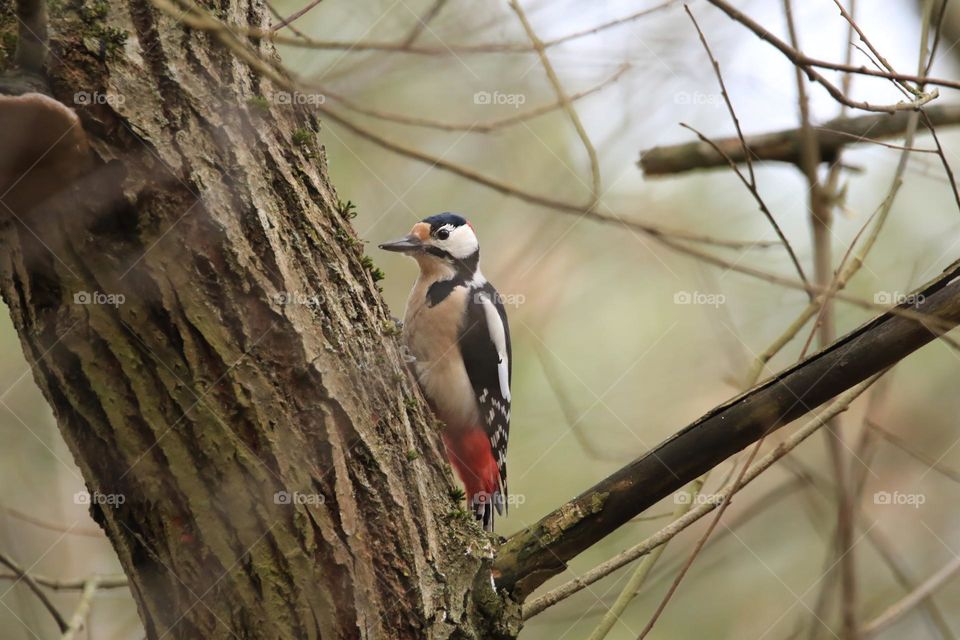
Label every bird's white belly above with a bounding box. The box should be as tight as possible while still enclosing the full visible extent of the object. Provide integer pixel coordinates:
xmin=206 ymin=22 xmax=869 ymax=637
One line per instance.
xmin=404 ymin=284 xmax=480 ymax=430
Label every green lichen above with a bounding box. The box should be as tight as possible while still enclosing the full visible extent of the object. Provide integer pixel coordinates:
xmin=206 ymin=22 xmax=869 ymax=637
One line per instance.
xmin=0 ymin=4 xmax=17 ymax=67
xmin=334 ymin=228 xmax=358 ymax=248
xmin=381 ymin=320 xmax=401 ymax=337
xmin=291 ymin=128 xmax=313 ymax=146
xmin=79 ymin=0 xmax=128 ymax=59
xmin=335 ymin=199 xmax=358 ymax=219
xmin=360 ymin=255 xmax=384 ymax=282
xmin=405 ymin=450 xmax=420 ymax=461
xmin=446 ymin=506 xmax=471 ymax=523
xmin=588 ymin=491 xmax=609 ymax=513
xmin=246 ymin=95 xmax=270 ymax=113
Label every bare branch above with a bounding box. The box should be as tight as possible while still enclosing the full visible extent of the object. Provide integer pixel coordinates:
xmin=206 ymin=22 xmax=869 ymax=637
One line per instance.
xmin=399 ymin=0 xmax=449 ymax=48
xmin=866 ymin=419 xmax=960 ymax=484
xmin=270 ymin=0 xmax=323 ymax=32
xmin=680 ymin=122 xmax=810 ymax=294
xmin=685 ymin=5 xmax=756 ymax=184
xmin=534 ymin=343 xmax=628 ymax=463
xmin=0 ymin=550 xmax=68 ymax=632
xmin=522 ymin=375 xmax=882 ymax=618
xmin=191 ymin=0 xmax=679 ymax=54
xmin=1 ymin=505 xmax=104 ymax=537
xmin=509 ymin=0 xmax=602 ymax=207
xmin=640 ymin=104 xmax=960 ymax=175
xmin=494 ymin=260 xmax=960 ymax=599
xmin=0 ymin=572 xmax=129 ymax=590
xmin=60 ymin=577 xmax=100 ymax=640
xmin=862 ymin=554 xmax=960 ymax=637
xmin=323 ymin=64 xmax=630 ymax=133
xmin=705 ymin=0 xmax=939 ymax=114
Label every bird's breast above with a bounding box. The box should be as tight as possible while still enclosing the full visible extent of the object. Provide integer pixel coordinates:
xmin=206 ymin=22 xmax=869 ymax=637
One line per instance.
xmin=403 ymin=281 xmax=479 ymax=429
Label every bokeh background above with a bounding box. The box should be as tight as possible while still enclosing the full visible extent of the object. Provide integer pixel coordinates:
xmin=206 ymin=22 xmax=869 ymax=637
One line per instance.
xmin=4 ymin=1 xmax=960 ymax=638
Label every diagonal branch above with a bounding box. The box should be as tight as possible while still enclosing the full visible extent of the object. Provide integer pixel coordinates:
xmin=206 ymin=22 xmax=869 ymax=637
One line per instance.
xmin=704 ymin=0 xmax=939 ymax=114
xmin=522 ymin=376 xmax=880 ymax=619
xmin=509 ymin=0 xmax=602 ymax=208
xmin=322 ymin=64 xmax=629 ymax=133
xmin=0 ymin=550 xmax=68 ymax=632
xmin=493 ymin=257 xmax=960 ymax=599
xmin=862 ymin=553 xmax=960 ymax=637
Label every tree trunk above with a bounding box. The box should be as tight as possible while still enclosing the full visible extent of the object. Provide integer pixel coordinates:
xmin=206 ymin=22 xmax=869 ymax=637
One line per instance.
xmin=0 ymin=1 xmax=515 ymax=638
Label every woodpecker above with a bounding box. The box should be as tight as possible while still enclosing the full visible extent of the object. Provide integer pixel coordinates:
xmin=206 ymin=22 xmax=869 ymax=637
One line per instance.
xmin=380 ymin=213 xmax=511 ymax=532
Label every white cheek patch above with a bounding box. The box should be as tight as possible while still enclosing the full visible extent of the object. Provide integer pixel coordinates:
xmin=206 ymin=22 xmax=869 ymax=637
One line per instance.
xmin=441 ymin=224 xmax=479 ymax=259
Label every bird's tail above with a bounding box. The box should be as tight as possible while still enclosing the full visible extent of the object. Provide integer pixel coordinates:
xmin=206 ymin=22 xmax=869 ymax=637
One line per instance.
xmin=470 ymin=489 xmax=503 ymax=532
xmin=442 ymin=429 xmax=502 ymax=532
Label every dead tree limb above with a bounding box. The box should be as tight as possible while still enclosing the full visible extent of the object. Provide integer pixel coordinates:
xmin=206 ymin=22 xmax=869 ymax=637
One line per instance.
xmin=493 ymin=258 xmax=960 ymax=599
xmin=640 ymin=104 xmax=960 ymax=176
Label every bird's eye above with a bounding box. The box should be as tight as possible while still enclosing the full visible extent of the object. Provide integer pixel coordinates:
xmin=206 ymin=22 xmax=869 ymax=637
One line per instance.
xmin=436 ymin=229 xmax=450 ymax=240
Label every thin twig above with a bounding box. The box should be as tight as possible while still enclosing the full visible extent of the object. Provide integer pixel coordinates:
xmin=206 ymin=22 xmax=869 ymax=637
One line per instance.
xmin=270 ymin=0 xmax=323 ymax=32
xmin=861 ymin=554 xmax=960 ymax=637
xmin=685 ymin=5 xmax=755 ymax=184
xmin=323 ymin=65 xmax=630 ymax=133
xmin=522 ymin=375 xmax=883 ymax=620
xmin=705 ymin=0 xmax=940 ymax=114
xmin=205 ymin=0 xmax=681 ymax=54
xmin=60 ymin=577 xmax=100 ymax=640
xmin=784 ymin=1 xmax=858 ymax=635
xmin=831 ymin=0 xmax=915 ymax=96
xmin=1 ymin=505 xmax=104 ymax=537
xmin=150 ymin=0 xmax=959 ymax=327
xmin=0 ymin=572 xmax=129 ymax=590
xmin=534 ymin=343 xmax=628 ymax=463
xmin=0 ymin=550 xmax=68 ymax=632
xmin=585 ymin=476 xmax=707 ymax=640
xmin=637 ymin=431 xmax=768 ymax=638
xmin=509 ymin=0 xmax=602 ymax=208
xmin=399 ymin=0 xmax=449 ymax=48
xmin=920 ymin=110 xmax=960 ymax=215
xmin=680 ymin=122 xmax=810 ymax=296
xmin=863 ymin=526 xmax=956 ymax=639
xmin=865 ymin=419 xmax=960 ymax=484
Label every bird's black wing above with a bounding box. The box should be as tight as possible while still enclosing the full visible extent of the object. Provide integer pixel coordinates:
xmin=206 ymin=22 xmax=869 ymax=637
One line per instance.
xmin=459 ymin=282 xmax=512 ymax=528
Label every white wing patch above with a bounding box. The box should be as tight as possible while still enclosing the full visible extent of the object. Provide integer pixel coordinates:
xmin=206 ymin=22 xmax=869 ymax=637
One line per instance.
xmin=479 ymin=293 xmax=511 ymax=402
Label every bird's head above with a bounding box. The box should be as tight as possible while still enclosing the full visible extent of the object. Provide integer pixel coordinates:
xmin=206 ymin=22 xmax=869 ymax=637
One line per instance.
xmin=379 ymin=213 xmax=480 ymax=275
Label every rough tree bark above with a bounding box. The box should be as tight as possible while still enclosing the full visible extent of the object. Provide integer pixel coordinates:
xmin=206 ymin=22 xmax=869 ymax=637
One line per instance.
xmin=0 ymin=1 xmax=515 ymax=638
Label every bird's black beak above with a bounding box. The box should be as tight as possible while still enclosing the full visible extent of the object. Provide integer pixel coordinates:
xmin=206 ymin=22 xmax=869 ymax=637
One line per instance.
xmin=378 ymin=234 xmax=423 ymax=253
